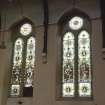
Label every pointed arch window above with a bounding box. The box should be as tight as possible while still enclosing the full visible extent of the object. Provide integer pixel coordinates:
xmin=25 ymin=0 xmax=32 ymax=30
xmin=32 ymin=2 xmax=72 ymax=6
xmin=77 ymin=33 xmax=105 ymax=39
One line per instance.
xmin=9 ymin=22 xmax=35 ymax=97
xmin=58 ymin=14 xmax=93 ymax=99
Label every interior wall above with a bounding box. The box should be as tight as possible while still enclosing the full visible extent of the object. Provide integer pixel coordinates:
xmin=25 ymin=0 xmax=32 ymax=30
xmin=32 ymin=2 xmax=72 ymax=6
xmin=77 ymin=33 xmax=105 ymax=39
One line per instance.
xmin=0 ymin=0 xmax=104 ymax=105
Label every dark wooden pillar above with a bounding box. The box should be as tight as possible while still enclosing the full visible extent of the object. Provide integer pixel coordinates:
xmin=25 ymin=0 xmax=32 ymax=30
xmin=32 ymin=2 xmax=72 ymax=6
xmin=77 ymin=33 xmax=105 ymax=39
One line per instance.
xmin=100 ymin=0 xmax=105 ymax=48
xmin=42 ymin=0 xmax=49 ymax=56
xmin=0 ymin=13 xmax=1 ymax=30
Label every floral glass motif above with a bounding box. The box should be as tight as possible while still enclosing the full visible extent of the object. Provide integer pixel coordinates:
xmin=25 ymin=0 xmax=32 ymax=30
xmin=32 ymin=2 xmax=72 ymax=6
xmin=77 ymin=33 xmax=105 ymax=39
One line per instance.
xmin=69 ymin=16 xmax=83 ymax=30
xmin=24 ymin=37 xmax=35 ymax=87
xmin=62 ymin=32 xmax=75 ymax=97
xmin=10 ymin=38 xmax=23 ymax=96
xmin=78 ymin=30 xmax=91 ymax=97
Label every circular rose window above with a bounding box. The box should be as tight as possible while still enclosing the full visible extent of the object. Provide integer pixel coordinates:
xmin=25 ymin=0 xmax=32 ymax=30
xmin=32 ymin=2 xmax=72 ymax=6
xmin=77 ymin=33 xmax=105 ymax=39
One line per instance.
xmin=20 ymin=23 xmax=32 ymax=36
xmin=69 ymin=16 xmax=83 ymax=30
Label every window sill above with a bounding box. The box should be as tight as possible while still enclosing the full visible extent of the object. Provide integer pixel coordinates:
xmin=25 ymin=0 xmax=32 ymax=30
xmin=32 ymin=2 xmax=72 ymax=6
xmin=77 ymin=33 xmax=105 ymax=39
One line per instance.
xmin=7 ymin=97 xmax=33 ymax=105
xmin=56 ymin=96 xmax=93 ymax=101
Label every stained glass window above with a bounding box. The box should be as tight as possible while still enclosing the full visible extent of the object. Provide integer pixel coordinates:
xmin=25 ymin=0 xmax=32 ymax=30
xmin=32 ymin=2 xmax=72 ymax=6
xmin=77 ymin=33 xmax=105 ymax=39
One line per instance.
xmin=20 ymin=23 xmax=32 ymax=36
xmin=10 ymin=38 xmax=23 ymax=97
xmin=78 ymin=31 xmax=91 ymax=97
xmin=9 ymin=22 xmax=35 ymax=97
xmin=69 ymin=16 xmax=83 ymax=30
xmin=24 ymin=37 xmax=35 ymax=87
xmin=62 ymin=32 xmax=75 ymax=97
xmin=61 ymin=16 xmax=92 ymax=99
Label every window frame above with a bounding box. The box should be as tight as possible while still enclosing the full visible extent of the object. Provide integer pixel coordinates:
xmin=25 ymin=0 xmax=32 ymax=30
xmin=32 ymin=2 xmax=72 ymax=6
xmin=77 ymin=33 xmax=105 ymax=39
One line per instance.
xmin=56 ymin=13 xmax=93 ymax=101
xmin=8 ymin=20 xmax=36 ymax=98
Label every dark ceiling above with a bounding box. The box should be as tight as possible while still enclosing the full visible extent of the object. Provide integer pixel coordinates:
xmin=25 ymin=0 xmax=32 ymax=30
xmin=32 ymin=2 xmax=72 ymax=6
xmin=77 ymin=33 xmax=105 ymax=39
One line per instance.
xmin=0 ymin=0 xmax=37 ymax=10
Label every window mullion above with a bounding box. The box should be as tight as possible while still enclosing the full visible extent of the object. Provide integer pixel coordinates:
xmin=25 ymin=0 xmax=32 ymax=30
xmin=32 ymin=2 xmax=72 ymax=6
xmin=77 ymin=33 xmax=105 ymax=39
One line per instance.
xmin=74 ymin=33 xmax=79 ymax=98
xmin=20 ymin=40 xmax=27 ymax=97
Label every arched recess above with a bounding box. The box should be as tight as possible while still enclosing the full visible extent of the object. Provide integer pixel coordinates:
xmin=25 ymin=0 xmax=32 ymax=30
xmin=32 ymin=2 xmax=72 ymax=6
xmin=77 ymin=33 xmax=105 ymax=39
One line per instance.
xmin=58 ymin=8 xmax=91 ymax=25
xmin=8 ymin=17 xmax=36 ymax=97
xmin=10 ymin=17 xmax=34 ymax=41
xmin=56 ymin=8 xmax=93 ymax=100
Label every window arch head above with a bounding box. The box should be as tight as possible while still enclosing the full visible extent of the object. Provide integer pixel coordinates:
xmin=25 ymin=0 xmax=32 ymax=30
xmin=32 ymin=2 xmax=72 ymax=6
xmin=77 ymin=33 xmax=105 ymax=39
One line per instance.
xmin=57 ymin=9 xmax=93 ymax=100
xmin=10 ymin=18 xmax=34 ymax=39
xmin=58 ymin=8 xmax=90 ymax=25
xmin=9 ymin=18 xmax=36 ymax=97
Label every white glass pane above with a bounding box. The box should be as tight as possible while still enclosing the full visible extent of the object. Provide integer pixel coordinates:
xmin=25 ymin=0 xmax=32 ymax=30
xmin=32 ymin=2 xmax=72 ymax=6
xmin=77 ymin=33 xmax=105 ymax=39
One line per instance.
xmin=63 ymin=83 xmax=75 ymax=97
xmin=79 ymin=83 xmax=91 ymax=97
xmin=11 ymin=85 xmax=20 ymax=96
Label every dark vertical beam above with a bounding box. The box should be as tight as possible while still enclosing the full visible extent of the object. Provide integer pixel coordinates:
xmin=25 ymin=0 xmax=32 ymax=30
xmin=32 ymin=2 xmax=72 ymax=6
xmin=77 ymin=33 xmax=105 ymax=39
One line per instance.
xmin=0 ymin=0 xmax=6 ymax=49
xmin=42 ymin=0 xmax=49 ymax=57
xmin=100 ymin=0 xmax=105 ymax=48
xmin=0 ymin=0 xmax=2 ymax=31
xmin=0 ymin=14 xmax=1 ymax=30
xmin=0 ymin=13 xmax=1 ymax=45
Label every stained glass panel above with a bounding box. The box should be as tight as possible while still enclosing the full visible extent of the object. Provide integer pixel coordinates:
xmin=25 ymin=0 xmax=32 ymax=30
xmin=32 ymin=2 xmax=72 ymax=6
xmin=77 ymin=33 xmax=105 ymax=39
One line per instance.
xmin=62 ymin=32 xmax=75 ymax=97
xmin=78 ymin=30 xmax=92 ymax=97
xmin=24 ymin=37 xmax=35 ymax=87
xmin=10 ymin=38 xmax=23 ymax=97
